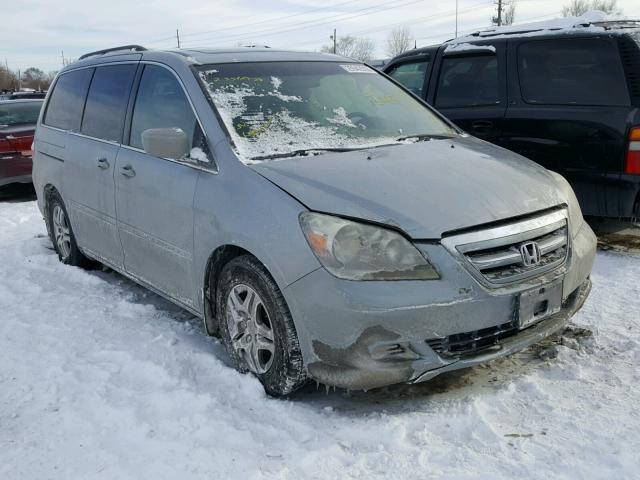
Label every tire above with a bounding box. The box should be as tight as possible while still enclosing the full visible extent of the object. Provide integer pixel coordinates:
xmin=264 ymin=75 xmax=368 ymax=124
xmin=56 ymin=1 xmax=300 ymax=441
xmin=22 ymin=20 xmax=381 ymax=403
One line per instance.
xmin=47 ymin=191 xmax=92 ymax=268
xmin=216 ymin=255 xmax=307 ymax=397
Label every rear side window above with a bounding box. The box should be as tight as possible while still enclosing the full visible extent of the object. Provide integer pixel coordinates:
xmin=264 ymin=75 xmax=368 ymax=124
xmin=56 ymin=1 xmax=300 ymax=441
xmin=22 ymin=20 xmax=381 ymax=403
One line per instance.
xmin=81 ymin=64 xmax=136 ymax=142
xmin=387 ymin=59 xmax=429 ymax=96
xmin=129 ymin=65 xmax=198 ymax=152
xmin=0 ymin=101 xmax=42 ymax=126
xmin=518 ymin=38 xmax=630 ymax=106
xmin=44 ymin=68 xmax=93 ymax=131
xmin=435 ymin=55 xmax=499 ymax=108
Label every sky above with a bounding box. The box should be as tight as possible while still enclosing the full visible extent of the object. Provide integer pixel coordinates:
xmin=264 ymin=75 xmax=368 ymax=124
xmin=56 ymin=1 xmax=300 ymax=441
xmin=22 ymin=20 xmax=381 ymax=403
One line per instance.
xmin=2 ymin=0 xmax=640 ymax=72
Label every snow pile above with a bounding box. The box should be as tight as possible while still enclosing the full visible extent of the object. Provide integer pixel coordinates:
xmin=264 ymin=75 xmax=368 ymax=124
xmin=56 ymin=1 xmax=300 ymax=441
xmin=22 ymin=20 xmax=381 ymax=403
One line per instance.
xmin=444 ymin=43 xmax=496 ymax=54
xmin=1 ymin=200 xmax=640 ymax=479
xmin=448 ymin=10 xmax=630 ymax=45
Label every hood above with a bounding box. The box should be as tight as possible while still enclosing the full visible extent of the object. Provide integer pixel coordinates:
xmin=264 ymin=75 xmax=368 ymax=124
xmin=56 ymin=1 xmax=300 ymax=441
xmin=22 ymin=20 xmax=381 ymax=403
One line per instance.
xmin=250 ymin=136 xmax=566 ymax=239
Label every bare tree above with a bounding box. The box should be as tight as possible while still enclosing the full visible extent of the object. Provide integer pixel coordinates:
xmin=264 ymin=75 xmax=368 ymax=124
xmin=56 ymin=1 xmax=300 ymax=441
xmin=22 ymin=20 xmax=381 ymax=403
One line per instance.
xmin=21 ymin=67 xmax=49 ymax=90
xmin=492 ymin=0 xmax=517 ymax=26
xmin=0 ymin=66 xmax=18 ymax=91
xmin=562 ymin=0 xmax=590 ymax=16
xmin=321 ymin=35 xmax=376 ymax=62
xmin=591 ymin=0 xmax=621 ymax=14
xmin=386 ymin=26 xmax=413 ymax=57
xmin=562 ymin=0 xmax=621 ymax=16
xmin=503 ymin=1 xmax=517 ymax=25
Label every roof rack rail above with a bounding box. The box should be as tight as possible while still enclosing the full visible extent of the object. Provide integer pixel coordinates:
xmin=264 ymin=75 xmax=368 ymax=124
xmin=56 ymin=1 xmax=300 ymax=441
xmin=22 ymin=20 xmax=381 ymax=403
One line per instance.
xmin=591 ymin=19 xmax=640 ymax=30
xmin=79 ymin=45 xmax=147 ymax=60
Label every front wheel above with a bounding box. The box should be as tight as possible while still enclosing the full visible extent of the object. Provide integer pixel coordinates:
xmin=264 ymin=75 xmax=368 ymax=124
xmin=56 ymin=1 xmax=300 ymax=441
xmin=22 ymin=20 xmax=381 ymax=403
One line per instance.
xmin=217 ymin=255 xmax=307 ymax=397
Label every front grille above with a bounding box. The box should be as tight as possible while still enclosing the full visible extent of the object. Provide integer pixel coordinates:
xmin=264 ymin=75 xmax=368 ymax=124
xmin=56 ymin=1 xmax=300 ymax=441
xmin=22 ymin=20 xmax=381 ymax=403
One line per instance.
xmin=426 ymin=321 xmax=517 ymax=358
xmin=465 ymin=225 xmax=568 ymax=283
xmin=441 ymin=209 xmax=569 ymax=286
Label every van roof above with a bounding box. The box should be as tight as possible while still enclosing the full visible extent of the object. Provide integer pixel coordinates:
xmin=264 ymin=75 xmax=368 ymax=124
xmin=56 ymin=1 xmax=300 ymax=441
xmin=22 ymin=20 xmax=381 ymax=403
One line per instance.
xmin=69 ymin=45 xmax=355 ymax=71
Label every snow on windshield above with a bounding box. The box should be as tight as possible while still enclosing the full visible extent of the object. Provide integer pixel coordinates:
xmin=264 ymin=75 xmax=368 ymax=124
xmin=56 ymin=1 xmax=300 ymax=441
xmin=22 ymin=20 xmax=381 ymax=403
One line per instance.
xmin=201 ymin=72 xmax=396 ymax=163
xmin=199 ymin=64 xmax=454 ymax=163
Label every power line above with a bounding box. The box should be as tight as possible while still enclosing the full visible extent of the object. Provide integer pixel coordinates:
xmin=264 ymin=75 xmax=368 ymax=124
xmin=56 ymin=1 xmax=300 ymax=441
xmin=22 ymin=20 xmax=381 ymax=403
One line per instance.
xmin=414 ymin=10 xmax=563 ymax=42
xmin=291 ymin=0 xmax=491 ymax=49
xmin=347 ymin=0 xmax=491 ymax=36
xmin=176 ymin=0 xmax=428 ymax=48
xmin=178 ymin=0 xmax=367 ymax=41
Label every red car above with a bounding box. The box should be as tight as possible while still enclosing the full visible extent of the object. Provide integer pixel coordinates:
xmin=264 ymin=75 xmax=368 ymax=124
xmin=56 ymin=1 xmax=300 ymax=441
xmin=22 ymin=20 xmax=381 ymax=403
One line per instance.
xmin=0 ymin=99 xmax=43 ymax=187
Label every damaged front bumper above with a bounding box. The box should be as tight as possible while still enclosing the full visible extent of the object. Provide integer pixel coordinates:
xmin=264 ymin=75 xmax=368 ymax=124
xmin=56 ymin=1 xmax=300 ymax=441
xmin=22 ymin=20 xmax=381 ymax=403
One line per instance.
xmin=283 ymin=219 xmax=596 ymax=391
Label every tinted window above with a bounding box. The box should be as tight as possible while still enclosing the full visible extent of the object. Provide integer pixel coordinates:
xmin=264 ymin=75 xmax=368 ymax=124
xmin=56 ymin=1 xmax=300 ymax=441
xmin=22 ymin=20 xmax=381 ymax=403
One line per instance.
xmin=435 ymin=55 xmax=499 ymax=108
xmin=518 ymin=38 xmax=629 ymax=106
xmin=387 ymin=60 xmax=429 ymax=96
xmin=129 ymin=65 xmax=197 ymax=152
xmin=81 ymin=65 xmax=136 ymax=142
xmin=44 ymin=68 xmax=93 ymax=131
xmin=0 ymin=101 xmax=43 ymax=126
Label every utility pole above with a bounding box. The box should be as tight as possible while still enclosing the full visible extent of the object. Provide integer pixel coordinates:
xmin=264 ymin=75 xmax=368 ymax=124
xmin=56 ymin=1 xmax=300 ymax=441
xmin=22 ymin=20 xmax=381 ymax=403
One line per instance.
xmin=331 ymin=28 xmax=337 ymax=54
xmin=176 ymin=29 xmax=181 ymax=49
xmin=494 ymin=0 xmax=504 ymax=26
xmin=455 ymin=0 xmax=459 ymax=38
xmin=61 ymin=50 xmax=65 ymax=68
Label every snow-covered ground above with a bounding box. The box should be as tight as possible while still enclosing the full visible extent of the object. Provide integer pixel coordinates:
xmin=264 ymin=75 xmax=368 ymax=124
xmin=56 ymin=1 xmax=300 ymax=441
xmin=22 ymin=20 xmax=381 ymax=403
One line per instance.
xmin=1 ymin=199 xmax=639 ymax=479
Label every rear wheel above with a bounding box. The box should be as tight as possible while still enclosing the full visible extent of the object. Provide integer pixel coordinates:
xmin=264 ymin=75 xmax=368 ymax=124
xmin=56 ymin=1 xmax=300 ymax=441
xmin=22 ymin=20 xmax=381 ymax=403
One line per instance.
xmin=217 ymin=255 xmax=307 ymax=397
xmin=47 ymin=191 xmax=92 ymax=268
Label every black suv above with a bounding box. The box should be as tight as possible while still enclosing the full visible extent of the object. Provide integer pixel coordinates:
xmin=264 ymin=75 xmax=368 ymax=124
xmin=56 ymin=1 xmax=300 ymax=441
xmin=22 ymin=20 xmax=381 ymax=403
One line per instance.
xmin=384 ymin=19 xmax=640 ymax=219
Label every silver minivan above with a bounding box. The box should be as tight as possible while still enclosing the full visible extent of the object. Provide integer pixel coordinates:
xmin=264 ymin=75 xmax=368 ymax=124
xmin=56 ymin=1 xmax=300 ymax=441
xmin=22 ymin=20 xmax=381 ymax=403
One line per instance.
xmin=33 ymin=45 xmax=596 ymax=396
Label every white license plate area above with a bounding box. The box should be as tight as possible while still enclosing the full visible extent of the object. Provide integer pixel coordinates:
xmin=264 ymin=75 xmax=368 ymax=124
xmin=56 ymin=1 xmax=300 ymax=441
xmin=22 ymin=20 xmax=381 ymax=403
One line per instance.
xmin=518 ymin=281 xmax=563 ymax=329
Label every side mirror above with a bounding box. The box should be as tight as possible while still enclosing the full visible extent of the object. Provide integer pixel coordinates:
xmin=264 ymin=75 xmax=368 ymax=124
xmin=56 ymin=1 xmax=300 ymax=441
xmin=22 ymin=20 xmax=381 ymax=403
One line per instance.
xmin=141 ymin=128 xmax=190 ymax=160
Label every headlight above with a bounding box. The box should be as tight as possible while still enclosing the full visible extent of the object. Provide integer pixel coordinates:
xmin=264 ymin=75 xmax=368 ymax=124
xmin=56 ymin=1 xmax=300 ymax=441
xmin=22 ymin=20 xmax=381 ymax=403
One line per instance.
xmin=549 ymin=171 xmax=583 ymax=236
xmin=299 ymin=212 xmax=439 ymax=281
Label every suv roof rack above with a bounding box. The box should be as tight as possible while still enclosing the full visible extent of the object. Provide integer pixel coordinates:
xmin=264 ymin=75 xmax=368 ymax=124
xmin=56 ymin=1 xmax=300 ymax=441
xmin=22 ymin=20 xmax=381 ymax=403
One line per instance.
xmin=79 ymin=45 xmax=147 ymax=60
xmin=463 ymin=18 xmax=640 ymax=40
xmin=591 ymin=19 xmax=640 ymax=30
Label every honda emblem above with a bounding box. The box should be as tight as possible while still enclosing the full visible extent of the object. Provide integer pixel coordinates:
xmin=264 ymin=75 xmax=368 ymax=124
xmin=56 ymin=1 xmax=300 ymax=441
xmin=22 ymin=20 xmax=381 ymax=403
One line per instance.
xmin=520 ymin=241 xmax=542 ymax=267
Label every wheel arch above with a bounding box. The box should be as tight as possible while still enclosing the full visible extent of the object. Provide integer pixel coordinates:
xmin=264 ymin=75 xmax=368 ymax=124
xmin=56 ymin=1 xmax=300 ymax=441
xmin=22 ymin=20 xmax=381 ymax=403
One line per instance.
xmin=202 ymin=244 xmax=272 ymax=336
xmin=42 ymin=183 xmax=61 ymax=237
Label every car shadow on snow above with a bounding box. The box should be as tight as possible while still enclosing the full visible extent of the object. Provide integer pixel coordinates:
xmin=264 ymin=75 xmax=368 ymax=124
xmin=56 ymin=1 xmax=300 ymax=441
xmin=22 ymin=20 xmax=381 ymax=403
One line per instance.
xmin=0 ymin=183 xmax=36 ymax=203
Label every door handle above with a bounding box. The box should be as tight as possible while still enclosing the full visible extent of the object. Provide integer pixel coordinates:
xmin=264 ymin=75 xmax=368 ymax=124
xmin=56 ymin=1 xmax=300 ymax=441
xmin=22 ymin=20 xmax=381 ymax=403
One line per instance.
xmin=119 ymin=165 xmax=136 ymax=178
xmin=97 ymin=158 xmax=110 ymax=169
xmin=471 ymin=120 xmax=494 ymax=131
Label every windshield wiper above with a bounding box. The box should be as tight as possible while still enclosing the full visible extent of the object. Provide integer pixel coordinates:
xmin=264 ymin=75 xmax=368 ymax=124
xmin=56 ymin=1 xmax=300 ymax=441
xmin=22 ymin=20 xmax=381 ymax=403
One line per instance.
xmin=250 ymin=147 xmax=366 ymax=161
xmin=395 ymin=133 xmax=455 ymax=142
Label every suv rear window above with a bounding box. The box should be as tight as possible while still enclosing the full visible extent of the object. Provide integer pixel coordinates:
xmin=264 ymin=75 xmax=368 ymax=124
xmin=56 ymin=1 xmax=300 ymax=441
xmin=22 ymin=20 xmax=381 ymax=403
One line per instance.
xmin=0 ymin=101 xmax=42 ymax=126
xmin=44 ymin=68 xmax=93 ymax=131
xmin=435 ymin=55 xmax=499 ymax=108
xmin=518 ymin=38 xmax=630 ymax=106
xmin=81 ymin=64 xmax=136 ymax=142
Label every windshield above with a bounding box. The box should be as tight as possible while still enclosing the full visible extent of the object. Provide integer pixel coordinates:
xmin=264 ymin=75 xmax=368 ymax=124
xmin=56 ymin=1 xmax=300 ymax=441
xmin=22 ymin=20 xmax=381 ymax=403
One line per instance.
xmin=0 ymin=101 xmax=42 ymax=127
xmin=198 ymin=62 xmax=456 ymax=162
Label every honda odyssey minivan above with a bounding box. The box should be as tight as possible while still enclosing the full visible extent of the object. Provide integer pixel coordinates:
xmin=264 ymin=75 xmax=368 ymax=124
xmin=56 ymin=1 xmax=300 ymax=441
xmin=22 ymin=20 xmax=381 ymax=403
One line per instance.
xmin=33 ymin=45 xmax=596 ymax=396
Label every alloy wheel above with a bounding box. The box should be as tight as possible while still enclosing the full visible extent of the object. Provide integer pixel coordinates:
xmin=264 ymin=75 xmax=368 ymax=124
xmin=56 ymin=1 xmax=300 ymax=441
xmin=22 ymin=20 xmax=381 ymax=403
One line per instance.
xmin=226 ymin=283 xmax=276 ymax=374
xmin=52 ymin=204 xmax=71 ymax=259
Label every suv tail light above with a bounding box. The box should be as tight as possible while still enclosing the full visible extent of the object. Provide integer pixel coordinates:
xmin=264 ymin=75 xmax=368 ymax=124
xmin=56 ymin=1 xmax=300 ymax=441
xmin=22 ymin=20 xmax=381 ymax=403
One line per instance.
xmin=626 ymin=127 xmax=640 ymax=174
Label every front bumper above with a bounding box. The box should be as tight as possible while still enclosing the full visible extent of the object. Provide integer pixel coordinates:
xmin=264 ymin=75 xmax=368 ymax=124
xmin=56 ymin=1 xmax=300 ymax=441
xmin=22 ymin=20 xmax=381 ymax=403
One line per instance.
xmin=283 ymin=220 xmax=596 ymax=390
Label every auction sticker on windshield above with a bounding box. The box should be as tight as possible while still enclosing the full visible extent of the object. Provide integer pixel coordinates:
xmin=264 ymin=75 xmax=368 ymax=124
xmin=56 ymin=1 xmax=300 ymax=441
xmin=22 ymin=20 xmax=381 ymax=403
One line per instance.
xmin=339 ymin=64 xmax=373 ymax=73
